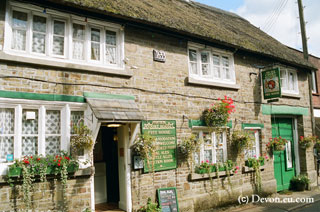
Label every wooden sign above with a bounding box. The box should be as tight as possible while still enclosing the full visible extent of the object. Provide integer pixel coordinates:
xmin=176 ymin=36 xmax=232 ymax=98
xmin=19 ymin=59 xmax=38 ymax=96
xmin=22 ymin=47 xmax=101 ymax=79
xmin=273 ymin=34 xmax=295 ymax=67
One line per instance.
xmin=262 ymin=67 xmax=281 ymax=99
xmin=157 ymin=187 xmax=179 ymax=212
xmin=141 ymin=120 xmax=177 ymax=172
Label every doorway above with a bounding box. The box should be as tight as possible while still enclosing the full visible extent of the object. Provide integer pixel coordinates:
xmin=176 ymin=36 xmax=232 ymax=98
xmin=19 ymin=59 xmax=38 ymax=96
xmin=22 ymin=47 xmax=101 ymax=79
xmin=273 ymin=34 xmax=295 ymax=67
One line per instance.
xmin=272 ymin=117 xmax=296 ymax=191
xmin=94 ymin=126 xmax=120 ymax=209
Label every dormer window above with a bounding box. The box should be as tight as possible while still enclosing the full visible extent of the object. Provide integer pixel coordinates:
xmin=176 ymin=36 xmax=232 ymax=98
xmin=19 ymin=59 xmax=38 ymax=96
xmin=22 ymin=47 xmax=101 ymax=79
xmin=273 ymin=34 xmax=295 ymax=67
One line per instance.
xmin=188 ymin=43 xmax=236 ymax=84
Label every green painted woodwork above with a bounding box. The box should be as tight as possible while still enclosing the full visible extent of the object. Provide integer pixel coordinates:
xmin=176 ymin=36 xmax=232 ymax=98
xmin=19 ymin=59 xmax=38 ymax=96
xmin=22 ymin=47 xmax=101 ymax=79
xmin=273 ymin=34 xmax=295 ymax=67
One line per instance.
xmin=272 ymin=117 xmax=296 ymax=191
xmin=83 ymin=92 xmax=135 ymax=100
xmin=242 ymin=123 xmax=264 ymax=129
xmin=262 ymin=105 xmax=309 ymax=116
xmin=188 ymin=119 xmax=232 ymax=128
xmin=0 ymin=90 xmax=85 ymax=102
xmin=141 ymin=120 xmax=177 ymax=172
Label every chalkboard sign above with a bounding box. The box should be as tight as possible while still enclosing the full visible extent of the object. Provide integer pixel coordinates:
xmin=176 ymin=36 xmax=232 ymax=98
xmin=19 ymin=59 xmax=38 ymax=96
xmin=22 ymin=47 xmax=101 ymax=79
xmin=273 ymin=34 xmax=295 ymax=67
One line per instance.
xmin=157 ymin=187 xmax=179 ymax=212
xmin=141 ymin=120 xmax=177 ymax=172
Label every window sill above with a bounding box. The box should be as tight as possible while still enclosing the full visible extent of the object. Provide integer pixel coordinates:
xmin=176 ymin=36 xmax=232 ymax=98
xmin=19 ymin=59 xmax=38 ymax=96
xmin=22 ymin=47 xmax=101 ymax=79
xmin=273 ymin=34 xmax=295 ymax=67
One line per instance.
xmin=281 ymin=92 xmax=301 ymax=99
xmin=0 ymin=166 xmax=94 ymax=184
xmin=0 ymin=51 xmax=133 ymax=77
xmin=188 ymin=77 xmax=240 ymax=90
xmin=189 ymin=170 xmax=233 ymax=181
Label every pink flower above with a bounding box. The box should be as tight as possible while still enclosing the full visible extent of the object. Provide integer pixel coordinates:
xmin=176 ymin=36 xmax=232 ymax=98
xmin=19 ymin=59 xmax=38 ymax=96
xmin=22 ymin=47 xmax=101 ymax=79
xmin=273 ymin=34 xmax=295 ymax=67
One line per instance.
xmin=201 ymin=161 xmax=204 ymax=164
xmin=234 ymin=170 xmax=238 ymax=174
xmin=206 ymin=160 xmax=209 ymax=163
xmin=253 ymin=155 xmax=257 ymax=158
xmin=236 ymin=166 xmax=239 ymax=170
xmin=265 ymin=156 xmax=269 ymax=159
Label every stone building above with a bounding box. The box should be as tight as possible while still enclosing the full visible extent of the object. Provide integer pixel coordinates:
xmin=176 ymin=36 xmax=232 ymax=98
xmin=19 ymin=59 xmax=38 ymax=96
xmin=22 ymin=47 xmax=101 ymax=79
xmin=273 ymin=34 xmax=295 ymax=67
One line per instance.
xmin=0 ymin=0 xmax=317 ymax=211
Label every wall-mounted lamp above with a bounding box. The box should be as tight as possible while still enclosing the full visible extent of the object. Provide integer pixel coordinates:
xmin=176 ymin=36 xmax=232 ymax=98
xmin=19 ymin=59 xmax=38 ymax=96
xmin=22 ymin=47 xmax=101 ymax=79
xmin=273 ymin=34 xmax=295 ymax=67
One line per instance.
xmin=249 ymin=72 xmax=258 ymax=82
xmin=107 ymin=123 xmax=122 ymax=128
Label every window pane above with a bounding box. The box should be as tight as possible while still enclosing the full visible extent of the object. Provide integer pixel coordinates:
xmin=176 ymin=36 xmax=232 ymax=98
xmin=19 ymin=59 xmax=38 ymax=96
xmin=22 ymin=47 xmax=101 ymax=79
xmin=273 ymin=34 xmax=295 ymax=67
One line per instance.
xmin=71 ymin=111 xmax=84 ymax=134
xmin=12 ymin=11 xmax=27 ymax=29
xmin=201 ymin=52 xmax=209 ymax=63
xmin=33 ymin=16 xmax=46 ymax=33
xmin=22 ymin=109 xmax=38 ymax=134
xmin=189 ymin=62 xmax=197 ymax=75
xmin=280 ymin=70 xmax=287 ymax=89
xmin=46 ymin=110 xmax=60 ymax=134
xmin=53 ymin=20 xmax=65 ymax=36
xmin=73 ymin=24 xmax=85 ymax=40
xmin=22 ymin=136 xmax=38 ymax=156
xmin=73 ymin=41 xmax=84 ymax=60
xmin=202 ymin=64 xmax=210 ymax=76
xmin=222 ymin=56 xmax=229 ymax=67
xmin=73 ymin=24 xmax=85 ymax=60
xmin=213 ymin=66 xmax=220 ymax=78
xmin=91 ymin=28 xmax=100 ymax=60
xmin=216 ymin=149 xmax=223 ymax=163
xmin=212 ymin=55 xmax=220 ymax=65
xmin=53 ymin=36 xmax=64 ymax=55
xmin=204 ymin=150 xmax=212 ymax=163
xmin=105 ymin=46 xmax=116 ymax=64
xmin=0 ymin=108 xmax=15 ymax=134
xmin=12 ymin=11 xmax=27 ymax=51
xmin=32 ymin=33 xmax=45 ymax=53
xmin=224 ymin=67 xmax=230 ymax=79
xmin=312 ymin=71 xmax=317 ymax=93
xmin=0 ymin=136 xmax=14 ymax=161
xmin=289 ymin=72 xmax=294 ymax=90
xmin=215 ymin=133 xmax=223 ymax=148
xmin=45 ymin=136 xmax=60 ymax=155
xmin=189 ymin=49 xmax=197 ymax=62
xmin=106 ymin=30 xmax=116 ymax=45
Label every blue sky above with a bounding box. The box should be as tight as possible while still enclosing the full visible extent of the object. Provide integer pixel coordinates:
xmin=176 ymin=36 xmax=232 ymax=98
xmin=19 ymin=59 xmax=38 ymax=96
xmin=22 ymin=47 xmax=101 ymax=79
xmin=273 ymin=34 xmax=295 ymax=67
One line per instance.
xmin=195 ymin=0 xmax=320 ymax=57
xmin=196 ymin=0 xmax=244 ymax=11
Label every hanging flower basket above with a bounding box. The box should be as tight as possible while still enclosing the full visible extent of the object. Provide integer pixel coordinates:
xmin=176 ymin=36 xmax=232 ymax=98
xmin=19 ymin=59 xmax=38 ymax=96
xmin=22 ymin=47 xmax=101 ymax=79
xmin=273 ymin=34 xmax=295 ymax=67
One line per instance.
xmin=202 ymin=96 xmax=235 ymax=128
xmin=299 ymin=135 xmax=318 ymax=149
xmin=266 ymin=136 xmax=287 ymax=152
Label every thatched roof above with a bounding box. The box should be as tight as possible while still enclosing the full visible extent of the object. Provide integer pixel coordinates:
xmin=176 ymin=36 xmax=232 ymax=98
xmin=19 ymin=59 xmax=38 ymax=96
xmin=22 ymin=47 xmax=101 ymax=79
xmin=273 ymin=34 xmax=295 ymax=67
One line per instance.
xmin=23 ymin=0 xmax=314 ymax=70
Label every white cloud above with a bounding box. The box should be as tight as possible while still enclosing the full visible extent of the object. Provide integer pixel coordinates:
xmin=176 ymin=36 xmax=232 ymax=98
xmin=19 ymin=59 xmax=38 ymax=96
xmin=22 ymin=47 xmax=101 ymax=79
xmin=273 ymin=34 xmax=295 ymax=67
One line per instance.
xmin=234 ymin=0 xmax=320 ymax=57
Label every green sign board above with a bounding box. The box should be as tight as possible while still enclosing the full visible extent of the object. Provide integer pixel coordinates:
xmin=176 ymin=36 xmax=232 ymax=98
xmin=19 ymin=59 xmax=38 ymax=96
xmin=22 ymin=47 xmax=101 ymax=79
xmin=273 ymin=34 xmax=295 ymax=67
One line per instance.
xmin=262 ymin=68 xmax=281 ymax=99
xmin=141 ymin=120 xmax=177 ymax=172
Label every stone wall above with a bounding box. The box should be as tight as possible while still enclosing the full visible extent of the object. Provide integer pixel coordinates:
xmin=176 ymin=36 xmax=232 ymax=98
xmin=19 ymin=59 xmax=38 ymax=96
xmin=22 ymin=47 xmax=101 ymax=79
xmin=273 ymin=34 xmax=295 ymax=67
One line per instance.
xmin=0 ymin=176 xmax=92 ymax=212
xmin=0 ymin=0 xmax=317 ymax=211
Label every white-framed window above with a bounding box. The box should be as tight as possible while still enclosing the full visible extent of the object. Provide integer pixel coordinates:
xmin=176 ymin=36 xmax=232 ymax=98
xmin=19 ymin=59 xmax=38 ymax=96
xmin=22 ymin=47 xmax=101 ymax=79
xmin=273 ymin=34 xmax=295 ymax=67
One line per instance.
xmin=188 ymin=43 xmax=236 ymax=84
xmin=280 ymin=68 xmax=299 ymax=94
xmin=243 ymin=128 xmax=260 ymax=160
xmin=0 ymin=101 xmax=86 ymax=164
xmin=311 ymin=70 xmax=318 ymax=93
xmin=4 ymin=1 xmax=124 ymax=69
xmin=194 ymin=130 xmax=227 ymax=165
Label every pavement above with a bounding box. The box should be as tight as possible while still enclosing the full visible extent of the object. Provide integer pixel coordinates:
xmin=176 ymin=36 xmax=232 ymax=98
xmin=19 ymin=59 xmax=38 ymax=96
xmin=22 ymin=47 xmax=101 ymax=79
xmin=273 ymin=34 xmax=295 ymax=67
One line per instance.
xmin=212 ymin=187 xmax=320 ymax=212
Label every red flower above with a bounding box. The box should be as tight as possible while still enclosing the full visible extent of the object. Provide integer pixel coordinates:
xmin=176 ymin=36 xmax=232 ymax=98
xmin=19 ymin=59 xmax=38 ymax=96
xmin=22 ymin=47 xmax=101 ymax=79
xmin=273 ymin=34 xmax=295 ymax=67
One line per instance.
xmin=65 ymin=156 xmax=70 ymax=160
xmin=24 ymin=160 xmax=29 ymax=164
xmin=56 ymin=155 xmax=58 ymax=158
xmin=37 ymin=158 xmax=40 ymax=161
xmin=58 ymin=160 xmax=61 ymax=163
xmin=30 ymin=156 xmax=33 ymax=159
xmin=58 ymin=163 xmax=61 ymax=166
xmin=54 ymin=160 xmax=56 ymax=162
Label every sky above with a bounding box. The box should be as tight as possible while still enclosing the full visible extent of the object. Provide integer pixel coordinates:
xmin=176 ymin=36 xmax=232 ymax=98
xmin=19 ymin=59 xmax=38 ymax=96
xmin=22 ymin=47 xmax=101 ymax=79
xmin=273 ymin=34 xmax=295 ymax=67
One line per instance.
xmin=196 ymin=0 xmax=320 ymax=57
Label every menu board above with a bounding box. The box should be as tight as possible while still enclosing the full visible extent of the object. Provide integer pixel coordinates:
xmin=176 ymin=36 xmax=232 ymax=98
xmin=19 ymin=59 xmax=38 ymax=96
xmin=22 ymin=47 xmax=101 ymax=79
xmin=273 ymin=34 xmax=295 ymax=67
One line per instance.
xmin=141 ymin=120 xmax=177 ymax=172
xmin=157 ymin=187 xmax=179 ymax=212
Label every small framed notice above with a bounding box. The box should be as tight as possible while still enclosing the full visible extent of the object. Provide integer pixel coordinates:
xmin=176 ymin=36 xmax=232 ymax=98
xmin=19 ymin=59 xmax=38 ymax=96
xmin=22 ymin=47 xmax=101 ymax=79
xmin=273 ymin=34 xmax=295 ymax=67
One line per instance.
xmin=157 ymin=187 xmax=179 ymax=212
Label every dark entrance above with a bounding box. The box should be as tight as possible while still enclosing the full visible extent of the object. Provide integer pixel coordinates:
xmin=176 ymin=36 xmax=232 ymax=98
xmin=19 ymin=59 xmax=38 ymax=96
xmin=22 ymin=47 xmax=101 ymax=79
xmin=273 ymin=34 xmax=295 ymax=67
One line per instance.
xmin=94 ymin=126 xmax=120 ymax=208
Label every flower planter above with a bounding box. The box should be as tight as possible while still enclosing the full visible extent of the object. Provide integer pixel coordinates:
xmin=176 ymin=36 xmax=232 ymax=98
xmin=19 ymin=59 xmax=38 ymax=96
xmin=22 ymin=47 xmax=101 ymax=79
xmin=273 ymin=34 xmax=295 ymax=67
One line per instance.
xmin=245 ymin=159 xmax=264 ymax=167
xmin=8 ymin=167 xmax=22 ymax=177
xmin=67 ymin=163 xmax=78 ymax=173
xmin=195 ymin=165 xmax=216 ymax=174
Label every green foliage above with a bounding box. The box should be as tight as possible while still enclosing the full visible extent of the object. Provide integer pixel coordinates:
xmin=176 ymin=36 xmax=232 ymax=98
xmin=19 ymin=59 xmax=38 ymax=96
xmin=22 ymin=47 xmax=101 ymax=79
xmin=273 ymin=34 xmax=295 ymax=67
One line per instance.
xmin=7 ymin=152 xmax=79 ymax=210
xmin=299 ymin=135 xmax=318 ymax=149
xmin=290 ymin=175 xmax=310 ymax=191
xmin=231 ymin=130 xmax=253 ymax=152
xmin=246 ymin=155 xmax=268 ymax=193
xmin=70 ymin=123 xmax=94 ymax=156
xmin=266 ymin=136 xmax=288 ymax=151
xmin=179 ymin=134 xmax=201 ymax=166
xmin=203 ymin=96 xmax=235 ymax=128
xmin=137 ymin=198 xmax=161 ymax=212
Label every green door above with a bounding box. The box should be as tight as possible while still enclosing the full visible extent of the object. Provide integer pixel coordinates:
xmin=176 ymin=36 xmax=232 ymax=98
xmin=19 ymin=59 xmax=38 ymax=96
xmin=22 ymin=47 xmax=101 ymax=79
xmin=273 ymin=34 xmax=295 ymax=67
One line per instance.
xmin=272 ymin=117 xmax=296 ymax=191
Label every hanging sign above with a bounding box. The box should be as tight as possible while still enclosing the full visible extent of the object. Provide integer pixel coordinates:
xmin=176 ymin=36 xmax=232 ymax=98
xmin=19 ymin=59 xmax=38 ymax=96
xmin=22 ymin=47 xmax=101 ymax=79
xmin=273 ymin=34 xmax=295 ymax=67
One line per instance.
xmin=157 ymin=187 xmax=179 ymax=212
xmin=141 ymin=120 xmax=177 ymax=172
xmin=262 ymin=67 xmax=281 ymax=99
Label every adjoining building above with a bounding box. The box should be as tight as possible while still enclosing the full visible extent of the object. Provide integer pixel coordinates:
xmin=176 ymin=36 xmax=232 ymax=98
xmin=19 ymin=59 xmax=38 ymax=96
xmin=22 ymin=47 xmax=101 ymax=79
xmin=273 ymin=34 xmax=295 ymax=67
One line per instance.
xmin=0 ymin=0 xmax=317 ymax=211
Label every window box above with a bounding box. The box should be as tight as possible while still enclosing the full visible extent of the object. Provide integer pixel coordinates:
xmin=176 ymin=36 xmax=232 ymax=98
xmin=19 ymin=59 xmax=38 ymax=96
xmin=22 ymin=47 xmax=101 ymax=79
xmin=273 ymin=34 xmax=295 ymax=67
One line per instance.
xmin=245 ymin=158 xmax=264 ymax=168
xmin=8 ymin=167 xmax=22 ymax=177
xmin=195 ymin=165 xmax=216 ymax=174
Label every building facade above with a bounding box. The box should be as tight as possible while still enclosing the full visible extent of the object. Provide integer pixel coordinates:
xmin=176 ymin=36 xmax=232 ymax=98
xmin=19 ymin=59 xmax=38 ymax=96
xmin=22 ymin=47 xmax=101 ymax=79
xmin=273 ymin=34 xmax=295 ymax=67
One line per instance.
xmin=0 ymin=0 xmax=317 ymax=211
